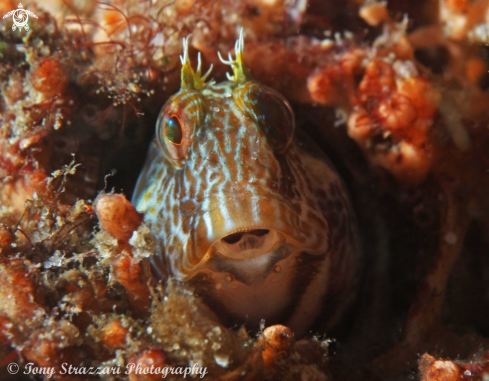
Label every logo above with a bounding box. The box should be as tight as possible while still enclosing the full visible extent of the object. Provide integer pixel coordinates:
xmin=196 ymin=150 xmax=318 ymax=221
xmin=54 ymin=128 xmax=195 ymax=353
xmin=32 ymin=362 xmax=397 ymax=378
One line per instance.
xmin=3 ymin=3 xmax=37 ymax=31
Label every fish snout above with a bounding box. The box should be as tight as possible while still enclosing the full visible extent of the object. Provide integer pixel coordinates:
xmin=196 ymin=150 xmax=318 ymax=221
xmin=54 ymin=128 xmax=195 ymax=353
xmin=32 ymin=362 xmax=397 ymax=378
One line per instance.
xmin=176 ymin=194 xmax=330 ymax=276
xmin=214 ymin=229 xmax=278 ymax=260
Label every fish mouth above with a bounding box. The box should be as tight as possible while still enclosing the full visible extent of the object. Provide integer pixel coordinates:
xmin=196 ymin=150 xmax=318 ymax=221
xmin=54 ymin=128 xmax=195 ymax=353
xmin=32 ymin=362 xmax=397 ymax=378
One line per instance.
xmin=212 ymin=229 xmax=280 ymax=260
xmin=177 ymin=193 xmax=330 ymax=276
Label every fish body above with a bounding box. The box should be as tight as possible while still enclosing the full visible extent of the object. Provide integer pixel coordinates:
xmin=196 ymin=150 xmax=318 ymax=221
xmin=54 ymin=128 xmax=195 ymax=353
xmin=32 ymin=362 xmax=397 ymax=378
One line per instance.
xmin=133 ymin=33 xmax=361 ymax=335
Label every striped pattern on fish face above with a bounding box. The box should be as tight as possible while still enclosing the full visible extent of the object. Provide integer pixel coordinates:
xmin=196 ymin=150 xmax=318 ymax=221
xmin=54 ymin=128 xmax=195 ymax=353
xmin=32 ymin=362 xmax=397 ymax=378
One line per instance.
xmin=132 ymin=35 xmax=361 ymax=335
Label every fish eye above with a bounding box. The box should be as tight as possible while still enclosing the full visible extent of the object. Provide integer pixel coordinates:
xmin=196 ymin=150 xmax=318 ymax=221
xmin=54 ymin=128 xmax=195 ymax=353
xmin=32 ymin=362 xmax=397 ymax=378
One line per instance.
xmin=258 ymin=88 xmax=295 ymax=153
xmin=235 ymin=83 xmax=295 ymax=154
xmin=163 ymin=115 xmax=184 ymax=145
xmin=155 ymin=90 xmax=205 ymax=168
xmin=156 ymin=108 xmax=191 ymax=168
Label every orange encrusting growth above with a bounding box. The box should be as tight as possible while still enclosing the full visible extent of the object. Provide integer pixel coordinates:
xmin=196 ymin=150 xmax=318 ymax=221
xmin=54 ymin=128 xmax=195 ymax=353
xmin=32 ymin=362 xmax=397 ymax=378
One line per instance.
xmin=31 ymin=58 xmax=68 ymax=97
xmin=100 ymin=318 xmax=130 ymax=351
xmin=111 ymin=253 xmax=152 ymax=316
xmin=128 ymin=348 xmax=168 ymax=381
xmin=258 ymin=325 xmax=295 ymax=368
xmin=348 ymin=59 xmax=439 ymax=184
xmin=94 ymin=193 xmax=143 ymax=242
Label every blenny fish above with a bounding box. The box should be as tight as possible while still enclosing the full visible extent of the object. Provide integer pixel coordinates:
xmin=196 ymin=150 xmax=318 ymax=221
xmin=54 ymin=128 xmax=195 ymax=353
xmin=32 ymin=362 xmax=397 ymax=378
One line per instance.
xmin=133 ymin=31 xmax=361 ymax=335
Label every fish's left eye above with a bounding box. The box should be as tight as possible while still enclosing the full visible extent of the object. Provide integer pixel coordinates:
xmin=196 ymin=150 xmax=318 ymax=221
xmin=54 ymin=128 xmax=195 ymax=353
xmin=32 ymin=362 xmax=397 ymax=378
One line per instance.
xmin=258 ymin=88 xmax=295 ymax=153
xmin=236 ymin=83 xmax=295 ymax=154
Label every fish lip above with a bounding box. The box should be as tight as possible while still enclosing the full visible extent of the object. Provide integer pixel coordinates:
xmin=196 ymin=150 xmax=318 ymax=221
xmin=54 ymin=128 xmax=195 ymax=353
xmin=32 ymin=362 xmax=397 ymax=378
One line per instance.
xmin=175 ymin=192 xmax=330 ymax=276
xmin=209 ymin=228 xmax=284 ymax=261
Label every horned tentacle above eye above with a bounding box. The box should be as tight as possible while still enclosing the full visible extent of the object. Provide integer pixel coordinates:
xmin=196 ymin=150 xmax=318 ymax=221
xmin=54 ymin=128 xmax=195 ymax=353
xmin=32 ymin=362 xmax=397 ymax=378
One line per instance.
xmin=180 ymin=36 xmax=214 ymax=91
xmin=218 ymin=28 xmax=251 ymax=84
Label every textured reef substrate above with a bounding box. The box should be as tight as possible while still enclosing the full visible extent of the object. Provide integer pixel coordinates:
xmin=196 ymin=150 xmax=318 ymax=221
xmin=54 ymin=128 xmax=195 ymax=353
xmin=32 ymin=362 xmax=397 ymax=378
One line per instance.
xmin=1 ymin=0 xmax=489 ymax=380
